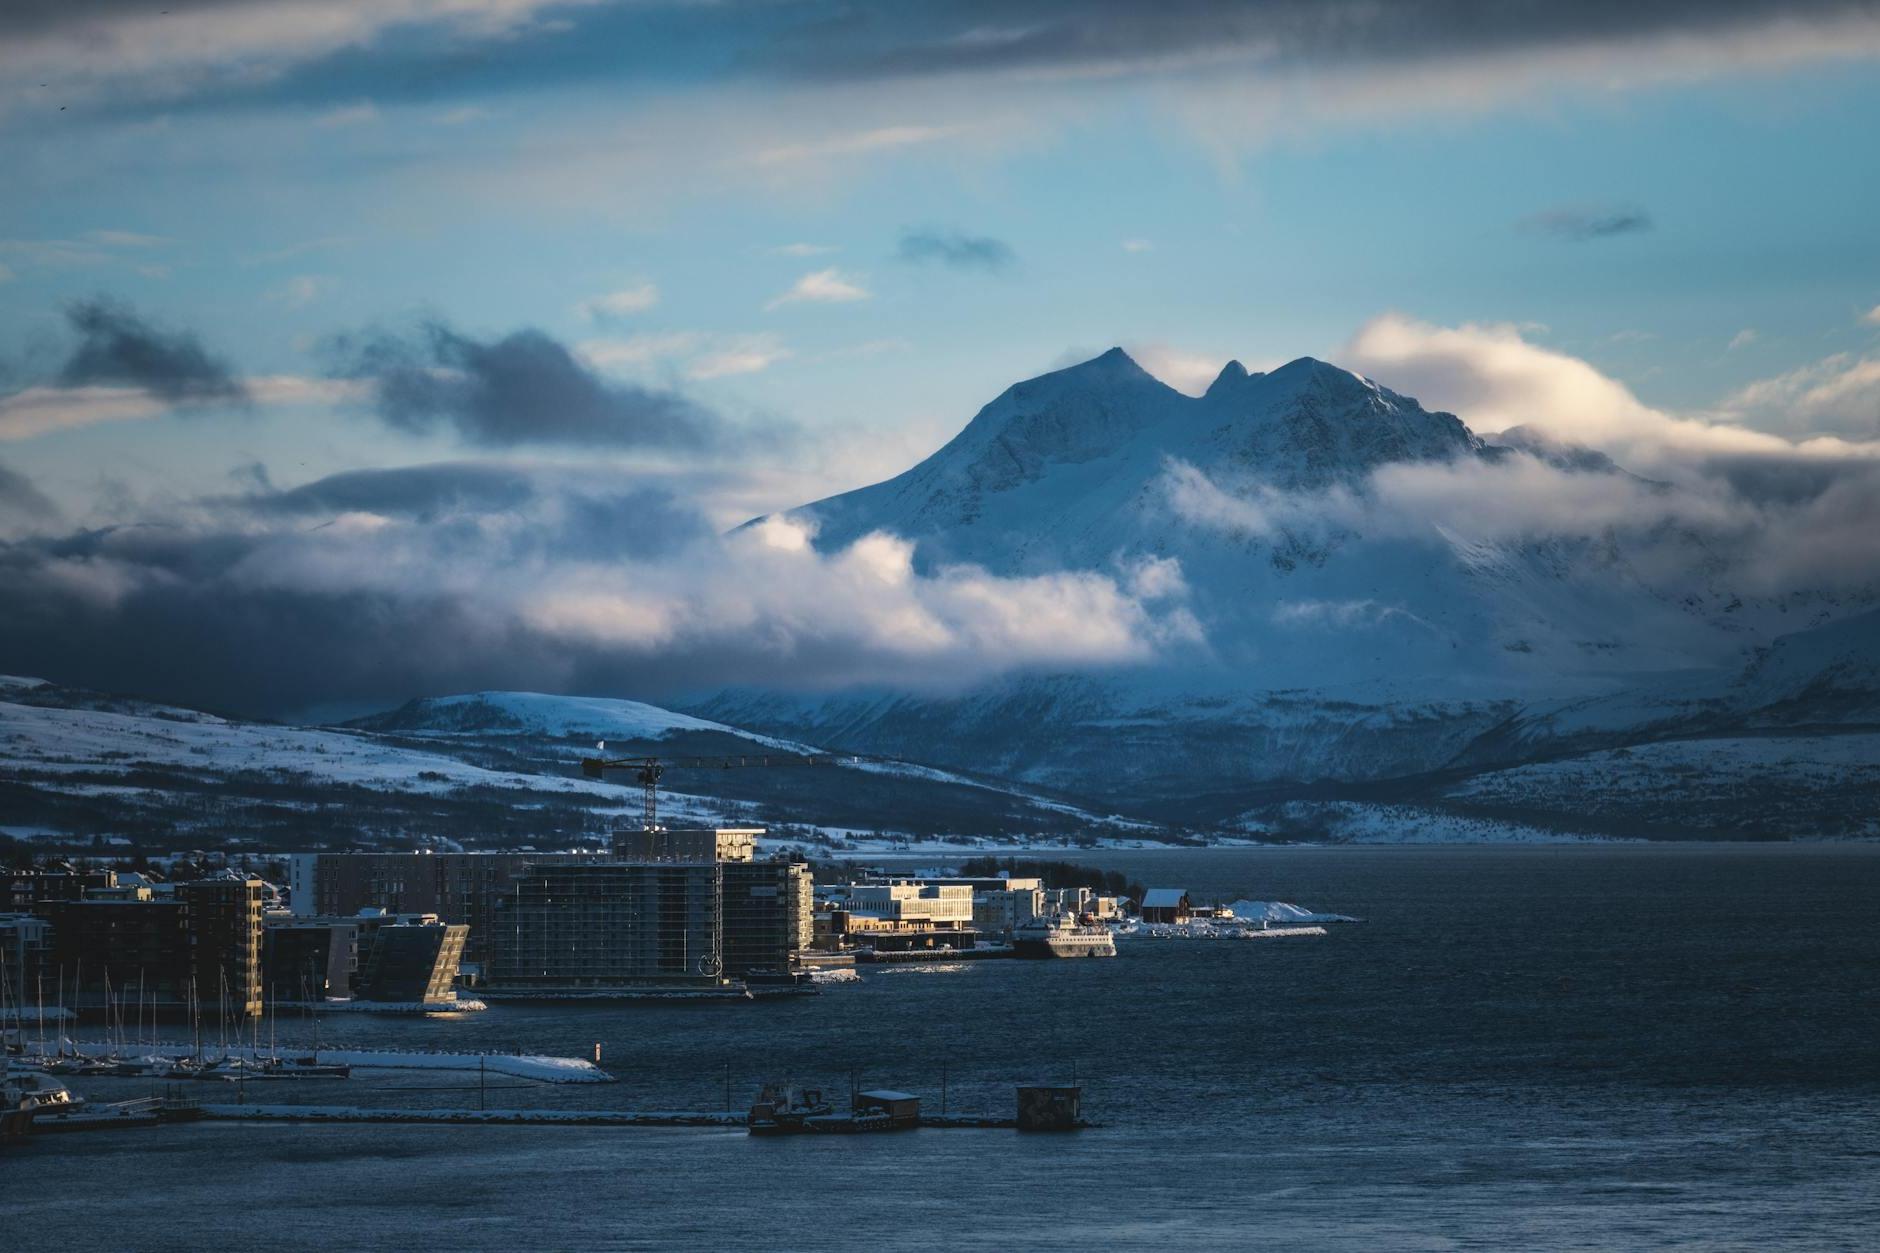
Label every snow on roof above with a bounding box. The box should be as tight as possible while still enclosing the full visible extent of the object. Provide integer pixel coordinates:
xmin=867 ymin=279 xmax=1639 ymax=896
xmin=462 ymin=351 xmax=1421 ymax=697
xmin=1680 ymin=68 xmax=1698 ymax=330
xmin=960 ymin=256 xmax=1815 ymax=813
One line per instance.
xmin=1141 ymin=888 xmax=1188 ymax=907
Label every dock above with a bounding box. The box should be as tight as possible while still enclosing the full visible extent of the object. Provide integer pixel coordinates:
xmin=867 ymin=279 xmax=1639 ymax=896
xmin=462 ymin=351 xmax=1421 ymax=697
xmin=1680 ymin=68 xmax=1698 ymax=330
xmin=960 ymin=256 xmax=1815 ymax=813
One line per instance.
xmin=50 ymin=1042 xmax=615 ymax=1084
xmin=853 ymin=943 xmax=1014 ymax=965
xmin=197 ymin=1104 xmax=741 ymax=1128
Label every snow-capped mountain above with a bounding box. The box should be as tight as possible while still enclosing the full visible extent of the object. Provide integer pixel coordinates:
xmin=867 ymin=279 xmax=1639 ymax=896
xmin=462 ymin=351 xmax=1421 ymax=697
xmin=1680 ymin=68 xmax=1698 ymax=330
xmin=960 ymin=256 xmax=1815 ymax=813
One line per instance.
xmin=778 ymin=349 xmax=1835 ymax=691
xmin=690 ymin=348 xmax=1878 ymax=827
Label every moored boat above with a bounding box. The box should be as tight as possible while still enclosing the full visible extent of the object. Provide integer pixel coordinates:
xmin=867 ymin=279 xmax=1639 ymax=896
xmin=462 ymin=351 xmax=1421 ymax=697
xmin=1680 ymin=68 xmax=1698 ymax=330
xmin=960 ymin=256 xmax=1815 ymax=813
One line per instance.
xmin=1012 ymin=914 xmax=1118 ymax=959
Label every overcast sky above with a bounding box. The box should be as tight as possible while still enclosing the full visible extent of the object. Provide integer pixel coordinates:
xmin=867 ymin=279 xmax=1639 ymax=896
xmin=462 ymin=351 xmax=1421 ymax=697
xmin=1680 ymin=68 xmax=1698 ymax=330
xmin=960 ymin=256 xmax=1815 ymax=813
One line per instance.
xmin=2 ymin=1 xmax=1879 ymax=714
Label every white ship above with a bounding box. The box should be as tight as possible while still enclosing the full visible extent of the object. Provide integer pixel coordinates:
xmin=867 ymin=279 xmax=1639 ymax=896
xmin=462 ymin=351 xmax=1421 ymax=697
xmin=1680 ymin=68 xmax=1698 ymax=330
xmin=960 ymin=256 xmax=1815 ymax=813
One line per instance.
xmin=1012 ymin=914 xmax=1117 ymax=959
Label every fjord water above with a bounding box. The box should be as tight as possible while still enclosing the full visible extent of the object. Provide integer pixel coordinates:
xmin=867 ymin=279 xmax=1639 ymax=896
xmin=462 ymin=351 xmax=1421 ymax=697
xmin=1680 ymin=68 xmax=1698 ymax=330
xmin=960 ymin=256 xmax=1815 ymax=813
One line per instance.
xmin=6 ymin=845 xmax=1878 ymax=1251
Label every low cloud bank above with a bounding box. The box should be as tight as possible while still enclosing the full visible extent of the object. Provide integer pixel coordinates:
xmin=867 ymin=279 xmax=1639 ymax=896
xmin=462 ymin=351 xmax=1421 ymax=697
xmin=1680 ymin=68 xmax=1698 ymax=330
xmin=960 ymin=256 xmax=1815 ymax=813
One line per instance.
xmin=0 ymin=462 xmax=1200 ymax=717
xmin=1161 ymin=442 xmax=1880 ymax=600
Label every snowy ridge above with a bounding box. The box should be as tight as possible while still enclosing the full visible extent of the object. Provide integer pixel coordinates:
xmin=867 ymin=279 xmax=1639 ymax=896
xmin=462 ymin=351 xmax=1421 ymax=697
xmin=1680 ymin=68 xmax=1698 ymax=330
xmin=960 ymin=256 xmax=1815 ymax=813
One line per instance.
xmin=347 ymin=690 xmax=814 ymax=752
xmin=0 ymin=678 xmax=1143 ymax=846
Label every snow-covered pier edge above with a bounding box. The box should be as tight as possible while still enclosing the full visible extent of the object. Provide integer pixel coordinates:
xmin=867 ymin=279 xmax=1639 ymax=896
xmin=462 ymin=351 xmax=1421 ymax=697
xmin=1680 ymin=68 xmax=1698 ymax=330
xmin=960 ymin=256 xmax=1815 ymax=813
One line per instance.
xmin=197 ymin=1105 xmax=1084 ymax=1130
xmin=199 ymin=1104 xmax=737 ymax=1127
xmin=58 ymin=1041 xmax=614 ymax=1084
xmin=273 ymin=999 xmax=488 ymax=1014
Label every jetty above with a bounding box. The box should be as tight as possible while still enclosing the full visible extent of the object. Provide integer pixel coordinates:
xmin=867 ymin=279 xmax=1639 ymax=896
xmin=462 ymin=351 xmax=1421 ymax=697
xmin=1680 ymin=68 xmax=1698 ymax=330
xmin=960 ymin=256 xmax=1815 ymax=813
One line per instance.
xmin=48 ymin=1042 xmax=614 ymax=1084
xmin=198 ymin=1104 xmax=739 ymax=1128
xmin=853 ymin=943 xmax=1014 ymax=965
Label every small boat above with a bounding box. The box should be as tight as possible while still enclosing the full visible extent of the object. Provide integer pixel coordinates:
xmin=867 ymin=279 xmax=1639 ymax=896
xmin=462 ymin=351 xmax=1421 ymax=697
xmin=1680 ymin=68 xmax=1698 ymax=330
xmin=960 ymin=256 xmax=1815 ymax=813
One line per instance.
xmin=747 ymin=1083 xmax=834 ymax=1135
xmin=4 ymin=1070 xmax=86 ymax=1115
xmin=748 ymin=1084 xmax=920 ymax=1134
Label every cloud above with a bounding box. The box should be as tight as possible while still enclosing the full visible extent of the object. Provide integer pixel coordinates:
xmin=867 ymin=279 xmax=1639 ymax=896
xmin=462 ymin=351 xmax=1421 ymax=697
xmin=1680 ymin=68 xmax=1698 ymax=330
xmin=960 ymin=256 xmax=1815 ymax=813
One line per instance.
xmin=1518 ymin=205 xmax=1653 ymax=241
xmin=1272 ymin=599 xmax=1439 ymax=634
xmin=0 ymin=0 xmax=596 ymax=115
xmin=245 ymin=236 xmax=352 ymax=265
xmin=765 ymin=268 xmax=870 ymax=310
xmin=1862 ymin=305 xmax=1880 ymax=327
xmin=85 ymin=230 xmax=167 ymax=248
xmin=243 ymin=462 xmax=540 ymax=520
xmin=577 ymin=282 xmax=660 ymax=322
xmin=772 ymin=243 xmax=837 ymax=257
xmin=0 ymin=464 xmax=1199 ymax=716
xmin=57 ymin=298 xmax=246 ymax=404
xmin=1340 ymin=313 xmax=1873 ymax=459
xmin=0 ymin=460 xmax=59 ymax=532
xmin=314 ymin=101 xmax=380 ymax=128
xmin=578 ymin=331 xmax=792 ymax=381
xmin=327 ymin=320 xmax=722 ymax=449
xmin=1728 ymin=329 xmax=1758 ymax=352
xmin=1121 ymin=239 xmax=1154 ymax=253
xmin=264 ymin=275 xmax=333 ymax=309
xmin=0 ymin=263 xmax=13 ymax=284
xmin=687 ymin=334 xmax=792 ymax=380
xmin=1723 ymin=353 xmax=1880 ymax=439
xmin=1162 ymin=444 xmax=1880 ymax=606
xmin=896 ymin=227 xmax=1015 ymax=271
xmin=0 ymin=375 xmax=360 ymax=442
xmin=752 ymin=1 xmax=1880 ymax=84
xmin=0 ymin=232 xmax=171 ymax=274
xmin=0 ymin=385 xmax=173 ymax=442
xmin=754 ymin=125 xmax=964 ymax=168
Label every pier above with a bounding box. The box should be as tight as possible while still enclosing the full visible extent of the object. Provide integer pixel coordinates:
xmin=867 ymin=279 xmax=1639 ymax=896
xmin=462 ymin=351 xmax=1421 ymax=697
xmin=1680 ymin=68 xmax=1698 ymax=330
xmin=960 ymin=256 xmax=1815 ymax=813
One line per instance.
xmin=197 ymin=1104 xmax=742 ymax=1128
xmin=853 ymin=943 xmax=1014 ymax=965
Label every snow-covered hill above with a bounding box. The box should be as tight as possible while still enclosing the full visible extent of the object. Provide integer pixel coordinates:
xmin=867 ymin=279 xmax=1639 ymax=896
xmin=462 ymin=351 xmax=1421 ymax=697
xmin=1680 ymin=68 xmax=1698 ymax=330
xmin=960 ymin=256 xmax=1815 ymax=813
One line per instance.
xmin=348 ymin=690 xmax=812 ymax=751
xmin=0 ymin=679 xmax=1147 ymax=850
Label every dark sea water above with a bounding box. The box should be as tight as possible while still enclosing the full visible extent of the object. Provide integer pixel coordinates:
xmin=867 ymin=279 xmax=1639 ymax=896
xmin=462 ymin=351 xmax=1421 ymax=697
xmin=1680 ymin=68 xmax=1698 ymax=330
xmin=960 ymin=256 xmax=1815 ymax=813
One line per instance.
xmin=6 ymin=845 xmax=1879 ymax=1251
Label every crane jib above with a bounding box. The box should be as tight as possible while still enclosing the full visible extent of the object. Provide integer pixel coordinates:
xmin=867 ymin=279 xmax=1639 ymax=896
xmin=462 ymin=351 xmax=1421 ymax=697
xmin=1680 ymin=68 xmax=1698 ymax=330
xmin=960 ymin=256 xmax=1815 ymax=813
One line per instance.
xmin=575 ymin=751 xmax=858 ymax=831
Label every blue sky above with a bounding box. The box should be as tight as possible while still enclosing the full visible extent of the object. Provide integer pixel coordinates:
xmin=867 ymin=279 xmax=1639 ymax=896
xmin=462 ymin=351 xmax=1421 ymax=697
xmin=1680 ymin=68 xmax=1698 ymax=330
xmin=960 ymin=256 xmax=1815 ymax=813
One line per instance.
xmin=2 ymin=1 xmax=1879 ymax=713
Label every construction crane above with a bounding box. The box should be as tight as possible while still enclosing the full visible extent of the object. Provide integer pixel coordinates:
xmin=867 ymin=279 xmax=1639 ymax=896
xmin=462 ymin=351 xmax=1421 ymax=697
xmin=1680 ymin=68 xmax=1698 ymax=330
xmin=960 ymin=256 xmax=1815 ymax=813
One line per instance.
xmin=580 ymin=745 xmax=858 ymax=831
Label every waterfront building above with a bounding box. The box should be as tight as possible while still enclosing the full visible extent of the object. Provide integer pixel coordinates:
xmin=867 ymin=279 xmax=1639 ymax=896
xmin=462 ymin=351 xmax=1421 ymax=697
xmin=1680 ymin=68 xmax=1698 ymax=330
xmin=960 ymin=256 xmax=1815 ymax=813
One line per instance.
xmin=287 ymin=851 xmax=569 ymax=966
xmin=291 ymin=833 xmax=805 ymax=995
xmin=833 ymin=882 xmax=977 ymax=952
xmin=31 ymin=877 xmax=265 ymax=1020
xmin=972 ymin=887 xmax=1044 ymax=938
xmin=356 ymin=915 xmax=469 ymax=1002
xmin=287 ymin=831 xmax=763 ymax=965
xmin=489 ymin=861 xmax=727 ymax=990
xmin=721 ymin=860 xmax=814 ymax=979
xmin=262 ymin=917 xmax=356 ymax=1002
xmin=0 ymin=913 xmax=52 ymax=1008
xmin=1140 ymin=889 xmax=1193 ymax=924
xmin=263 ymin=911 xmax=468 ymax=1003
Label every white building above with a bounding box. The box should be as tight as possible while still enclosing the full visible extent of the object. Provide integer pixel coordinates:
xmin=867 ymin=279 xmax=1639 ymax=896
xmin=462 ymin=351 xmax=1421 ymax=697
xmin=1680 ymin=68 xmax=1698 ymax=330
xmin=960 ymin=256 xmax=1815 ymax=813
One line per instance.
xmin=972 ymin=887 xmax=1043 ymax=937
xmin=845 ymin=882 xmax=974 ymax=925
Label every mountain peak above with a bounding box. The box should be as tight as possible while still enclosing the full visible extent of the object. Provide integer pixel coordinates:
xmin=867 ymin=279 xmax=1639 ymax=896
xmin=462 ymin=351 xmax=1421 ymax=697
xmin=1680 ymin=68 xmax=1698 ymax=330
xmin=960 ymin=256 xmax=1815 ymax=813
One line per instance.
xmin=1205 ymin=359 xmax=1251 ymax=397
xmin=1267 ymin=355 xmax=1373 ymax=392
xmin=1047 ymin=345 xmax=1153 ymax=384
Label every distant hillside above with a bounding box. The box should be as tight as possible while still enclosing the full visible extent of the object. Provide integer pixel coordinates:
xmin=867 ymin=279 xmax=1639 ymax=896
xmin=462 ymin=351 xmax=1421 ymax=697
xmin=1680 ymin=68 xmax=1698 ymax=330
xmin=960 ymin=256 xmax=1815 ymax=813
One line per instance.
xmin=0 ymin=679 xmax=1156 ymax=854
